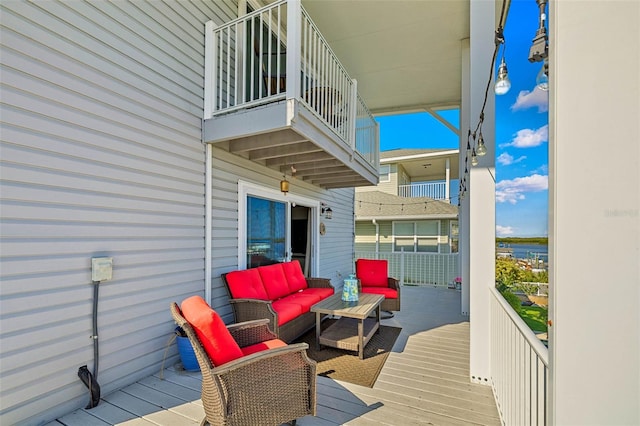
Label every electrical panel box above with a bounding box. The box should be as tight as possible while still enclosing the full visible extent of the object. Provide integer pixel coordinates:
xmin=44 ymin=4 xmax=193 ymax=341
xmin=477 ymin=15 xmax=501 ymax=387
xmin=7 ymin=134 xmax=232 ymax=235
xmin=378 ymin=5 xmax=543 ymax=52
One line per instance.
xmin=91 ymin=257 xmax=113 ymax=282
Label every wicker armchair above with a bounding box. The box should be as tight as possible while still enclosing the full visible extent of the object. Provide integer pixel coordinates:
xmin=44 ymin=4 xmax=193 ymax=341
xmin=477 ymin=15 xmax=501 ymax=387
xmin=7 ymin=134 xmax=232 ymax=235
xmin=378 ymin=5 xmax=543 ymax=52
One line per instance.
xmin=355 ymin=259 xmax=401 ymax=312
xmin=170 ymin=302 xmax=316 ymax=426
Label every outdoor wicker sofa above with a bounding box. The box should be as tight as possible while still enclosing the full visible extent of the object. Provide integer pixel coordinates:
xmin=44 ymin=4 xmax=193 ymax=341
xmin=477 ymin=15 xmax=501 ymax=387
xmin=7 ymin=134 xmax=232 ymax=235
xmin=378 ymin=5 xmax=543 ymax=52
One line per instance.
xmin=222 ymin=261 xmax=334 ymax=343
xmin=171 ymin=296 xmax=317 ymax=426
xmin=355 ymin=258 xmax=401 ymax=312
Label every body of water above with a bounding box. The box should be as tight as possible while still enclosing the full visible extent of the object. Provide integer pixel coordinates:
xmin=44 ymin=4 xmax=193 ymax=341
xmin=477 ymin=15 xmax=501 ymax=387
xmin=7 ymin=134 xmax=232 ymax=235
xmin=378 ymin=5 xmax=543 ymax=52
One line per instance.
xmin=498 ymin=243 xmax=548 ymax=263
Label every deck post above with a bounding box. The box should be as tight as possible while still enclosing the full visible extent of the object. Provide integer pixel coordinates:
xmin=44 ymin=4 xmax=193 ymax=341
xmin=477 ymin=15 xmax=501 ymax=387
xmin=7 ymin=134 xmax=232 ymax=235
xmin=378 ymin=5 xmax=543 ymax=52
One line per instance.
xmin=465 ymin=0 xmax=496 ymax=386
xmin=286 ymin=0 xmax=301 ymax=103
xmin=204 ymin=21 xmax=216 ymax=118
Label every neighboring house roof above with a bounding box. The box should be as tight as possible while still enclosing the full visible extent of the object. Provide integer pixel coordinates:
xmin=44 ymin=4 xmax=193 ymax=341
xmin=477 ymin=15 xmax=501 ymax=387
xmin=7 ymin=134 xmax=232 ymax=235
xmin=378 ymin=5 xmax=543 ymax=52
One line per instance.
xmin=380 ymin=148 xmax=458 ymax=161
xmin=355 ymin=191 xmax=458 ymax=220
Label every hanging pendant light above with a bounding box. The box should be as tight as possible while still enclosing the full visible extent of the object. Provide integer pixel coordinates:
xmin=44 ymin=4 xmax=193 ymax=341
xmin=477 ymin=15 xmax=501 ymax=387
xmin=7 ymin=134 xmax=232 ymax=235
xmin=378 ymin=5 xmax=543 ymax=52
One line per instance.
xmin=280 ymin=175 xmax=289 ymax=194
xmin=476 ymin=133 xmax=487 ymax=156
xmin=495 ymin=57 xmax=511 ymax=95
xmin=536 ymin=59 xmax=549 ymax=91
xmin=471 ymin=149 xmax=479 ymax=166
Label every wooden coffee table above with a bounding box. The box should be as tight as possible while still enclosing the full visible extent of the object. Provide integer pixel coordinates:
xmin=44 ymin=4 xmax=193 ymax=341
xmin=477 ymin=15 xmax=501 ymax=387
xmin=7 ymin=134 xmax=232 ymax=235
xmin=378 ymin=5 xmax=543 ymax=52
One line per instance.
xmin=310 ymin=293 xmax=384 ymax=359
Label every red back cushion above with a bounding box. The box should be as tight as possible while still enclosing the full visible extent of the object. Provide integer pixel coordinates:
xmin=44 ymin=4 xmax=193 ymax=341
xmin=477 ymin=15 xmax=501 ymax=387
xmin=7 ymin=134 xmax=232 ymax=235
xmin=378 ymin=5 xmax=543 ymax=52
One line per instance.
xmin=356 ymin=259 xmax=389 ymax=287
xmin=180 ymin=296 xmax=243 ymax=366
xmin=258 ymin=263 xmax=290 ymax=300
xmin=282 ymin=261 xmax=308 ymax=292
xmin=225 ymin=268 xmax=269 ymax=300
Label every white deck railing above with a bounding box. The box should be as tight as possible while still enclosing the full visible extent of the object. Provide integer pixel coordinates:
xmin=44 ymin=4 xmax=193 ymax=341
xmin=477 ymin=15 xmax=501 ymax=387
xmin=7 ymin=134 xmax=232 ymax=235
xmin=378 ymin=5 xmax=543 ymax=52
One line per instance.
xmin=491 ymin=287 xmax=549 ymax=425
xmin=399 ymin=182 xmax=448 ymax=200
xmin=204 ymin=0 xmax=377 ymax=168
xmin=355 ymin=251 xmax=458 ymax=287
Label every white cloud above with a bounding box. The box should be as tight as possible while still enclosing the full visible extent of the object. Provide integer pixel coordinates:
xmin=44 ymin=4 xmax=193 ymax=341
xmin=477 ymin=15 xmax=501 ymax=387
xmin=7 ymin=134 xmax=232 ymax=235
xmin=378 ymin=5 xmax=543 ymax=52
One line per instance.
xmin=500 ymin=125 xmax=548 ymax=149
xmin=496 ymin=225 xmax=515 ymax=236
xmin=497 ymin=152 xmax=527 ymax=166
xmin=496 ymin=174 xmax=548 ymax=204
xmin=511 ymin=87 xmax=549 ymax=112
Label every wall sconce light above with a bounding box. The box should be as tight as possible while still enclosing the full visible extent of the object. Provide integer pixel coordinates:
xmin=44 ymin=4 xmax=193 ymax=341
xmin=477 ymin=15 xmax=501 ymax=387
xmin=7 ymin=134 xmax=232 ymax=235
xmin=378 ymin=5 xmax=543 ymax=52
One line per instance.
xmin=280 ymin=176 xmax=289 ymax=194
xmin=321 ymin=203 xmax=333 ymax=219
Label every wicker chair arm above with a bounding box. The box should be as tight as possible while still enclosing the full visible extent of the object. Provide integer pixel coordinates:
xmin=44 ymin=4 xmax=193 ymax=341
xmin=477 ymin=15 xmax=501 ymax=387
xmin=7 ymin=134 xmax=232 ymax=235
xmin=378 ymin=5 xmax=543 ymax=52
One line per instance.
xmin=211 ymin=342 xmax=314 ymax=375
xmin=229 ymin=299 xmax=277 ymax=323
xmin=306 ymin=277 xmax=334 ymax=289
xmin=227 ymin=319 xmax=279 ymax=347
xmin=388 ymin=277 xmax=401 ymax=291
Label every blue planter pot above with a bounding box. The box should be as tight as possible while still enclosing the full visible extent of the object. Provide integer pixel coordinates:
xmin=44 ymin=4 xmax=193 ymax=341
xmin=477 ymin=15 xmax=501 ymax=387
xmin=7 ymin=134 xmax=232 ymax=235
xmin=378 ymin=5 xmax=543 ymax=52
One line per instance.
xmin=175 ymin=328 xmax=199 ymax=372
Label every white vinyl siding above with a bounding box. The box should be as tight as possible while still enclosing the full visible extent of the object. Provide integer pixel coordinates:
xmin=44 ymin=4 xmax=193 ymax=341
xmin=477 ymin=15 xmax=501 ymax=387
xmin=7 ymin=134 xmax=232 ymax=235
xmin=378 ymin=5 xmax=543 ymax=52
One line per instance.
xmin=0 ymin=1 xmax=235 ymax=425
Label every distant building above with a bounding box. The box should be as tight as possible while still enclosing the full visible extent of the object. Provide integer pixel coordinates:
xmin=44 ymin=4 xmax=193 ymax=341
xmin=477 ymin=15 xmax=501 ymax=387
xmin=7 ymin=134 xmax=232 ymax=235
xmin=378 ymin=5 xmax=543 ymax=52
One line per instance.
xmin=355 ymin=149 xmax=459 ymax=255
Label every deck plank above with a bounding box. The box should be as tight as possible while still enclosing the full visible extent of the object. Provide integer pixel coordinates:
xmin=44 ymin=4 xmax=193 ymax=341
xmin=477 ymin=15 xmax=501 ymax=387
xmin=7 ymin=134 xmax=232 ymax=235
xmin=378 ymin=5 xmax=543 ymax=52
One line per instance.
xmin=57 ymin=287 xmax=501 ymax=426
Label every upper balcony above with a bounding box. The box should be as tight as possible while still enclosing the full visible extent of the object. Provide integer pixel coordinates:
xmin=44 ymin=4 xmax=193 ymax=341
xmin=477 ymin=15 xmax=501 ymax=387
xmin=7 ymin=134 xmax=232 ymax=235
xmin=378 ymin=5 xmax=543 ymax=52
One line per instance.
xmin=202 ymin=0 xmax=379 ymax=189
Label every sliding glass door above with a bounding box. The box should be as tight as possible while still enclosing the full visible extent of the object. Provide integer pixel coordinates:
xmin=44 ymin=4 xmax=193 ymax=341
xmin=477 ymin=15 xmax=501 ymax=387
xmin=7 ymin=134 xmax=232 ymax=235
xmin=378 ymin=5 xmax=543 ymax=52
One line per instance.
xmin=246 ymin=196 xmax=287 ymax=268
xmin=239 ymin=181 xmax=319 ymax=275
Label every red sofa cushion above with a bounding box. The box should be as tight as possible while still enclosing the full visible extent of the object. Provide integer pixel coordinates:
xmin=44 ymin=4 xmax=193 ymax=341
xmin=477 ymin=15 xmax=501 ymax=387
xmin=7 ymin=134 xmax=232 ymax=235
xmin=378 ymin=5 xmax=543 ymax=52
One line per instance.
xmin=180 ymin=296 xmax=244 ymax=367
xmin=225 ymin=268 xmax=269 ymax=300
xmin=282 ymin=261 xmax=308 ymax=292
xmin=258 ymin=263 xmax=290 ymax=300
xmin=299 ymin=287 xmax=334 ymax=300
xmin=360 ymin=286 xmax=398 ymax=300
xmin=271 ymin=299 xmax=303 ymax=326
xmin=241 ymin=338 xmax=287 ymax=356
xmin=356 ymin=259 xmax=389 ymax=288
xmin=282 ymin=292 xmax=322 ymax=313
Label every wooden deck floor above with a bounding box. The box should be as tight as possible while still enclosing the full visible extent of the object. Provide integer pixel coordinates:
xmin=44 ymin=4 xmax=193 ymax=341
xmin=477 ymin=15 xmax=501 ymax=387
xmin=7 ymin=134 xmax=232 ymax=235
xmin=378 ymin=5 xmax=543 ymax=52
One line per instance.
xmin=50 ymin=287 xmax=501 ymax=426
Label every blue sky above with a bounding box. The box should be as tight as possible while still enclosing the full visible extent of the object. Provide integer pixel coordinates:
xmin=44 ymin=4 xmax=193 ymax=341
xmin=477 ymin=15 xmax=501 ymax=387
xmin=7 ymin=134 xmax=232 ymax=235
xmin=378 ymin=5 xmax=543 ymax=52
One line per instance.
xmin=376 ymin=0 xmax=549 ymax=238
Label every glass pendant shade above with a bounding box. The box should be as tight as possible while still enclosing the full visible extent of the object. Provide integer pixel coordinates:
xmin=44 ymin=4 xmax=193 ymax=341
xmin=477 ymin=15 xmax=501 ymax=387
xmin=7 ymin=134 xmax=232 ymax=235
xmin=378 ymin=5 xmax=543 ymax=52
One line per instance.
xmin=471 ymin=150 xmax=479 ymax=166
xmin=476 ymin=135 xmax=487 ymax=156
xmin=494 ymin=58 xmax=511 ymax=95
xmin=536 ymin=61 xmax=549 ymax=91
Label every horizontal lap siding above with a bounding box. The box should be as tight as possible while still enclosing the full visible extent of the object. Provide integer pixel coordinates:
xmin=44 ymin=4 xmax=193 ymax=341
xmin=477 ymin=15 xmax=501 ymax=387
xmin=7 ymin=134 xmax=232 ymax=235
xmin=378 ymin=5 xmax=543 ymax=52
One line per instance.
xmin=0 ymin=1 xmax=235 ymax=424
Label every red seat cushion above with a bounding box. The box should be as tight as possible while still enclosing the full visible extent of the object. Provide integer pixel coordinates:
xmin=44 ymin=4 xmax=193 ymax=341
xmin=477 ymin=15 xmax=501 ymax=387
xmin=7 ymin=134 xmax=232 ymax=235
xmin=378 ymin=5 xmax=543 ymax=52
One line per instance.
xmin=271 ymin=299 xmax=303 ymax=326
xmin=356 ymin=259 xmax=389 ymax=288
xmin=360 ymin=286 xmax=398 ymax=300
xmin=258 ymin=263 xmax=291 ymax=300
xmin=241 ymin=338 xmax=287 ymax=356
xmin=180 ymin=296 xmax=244 ymax=367
xmin=299 ymin=287 xmax=334 ymax=300
xmin=282 ymin=292 xmax=322 ymax=313
xmin=225 ymin=269 xmax=269 ymax=300
xmin=282 ymin=261 xmax=308 ymax=292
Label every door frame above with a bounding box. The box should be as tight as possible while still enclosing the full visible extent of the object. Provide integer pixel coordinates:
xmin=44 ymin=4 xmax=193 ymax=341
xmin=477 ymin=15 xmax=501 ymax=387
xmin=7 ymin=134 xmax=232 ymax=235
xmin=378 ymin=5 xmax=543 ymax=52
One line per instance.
xmin=238 ymin=180 xmax=320 ymax=274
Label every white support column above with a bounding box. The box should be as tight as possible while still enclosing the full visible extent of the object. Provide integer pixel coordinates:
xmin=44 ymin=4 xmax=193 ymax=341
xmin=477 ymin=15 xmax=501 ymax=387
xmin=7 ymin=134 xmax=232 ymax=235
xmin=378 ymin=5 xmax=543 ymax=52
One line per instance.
xmin=445 ymin=158 xmax=451 ymax=202
xmin=460 ymin=39 xmax=470 ymax=317
xmin=467 ymin=0 xmax=496 ymax=385
xmin=549 ymin=2 xmax=639 ymax=424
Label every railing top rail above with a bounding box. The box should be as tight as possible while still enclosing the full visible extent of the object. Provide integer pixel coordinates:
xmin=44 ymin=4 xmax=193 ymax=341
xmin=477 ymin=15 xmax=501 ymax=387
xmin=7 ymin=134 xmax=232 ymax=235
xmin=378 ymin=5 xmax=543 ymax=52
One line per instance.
xmin=491 ymin=286 xmax=549 ymax=364
xmin=212 ymin=0 xmax=287 ymax=33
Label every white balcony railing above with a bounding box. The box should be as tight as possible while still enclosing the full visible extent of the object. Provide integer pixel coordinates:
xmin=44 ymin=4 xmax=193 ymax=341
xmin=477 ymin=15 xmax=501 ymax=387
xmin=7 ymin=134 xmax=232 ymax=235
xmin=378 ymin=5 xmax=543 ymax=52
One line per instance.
xmin=204 ymin=0 xmax=377 ymax=168
xmin=491 ymin=287 xmax=549 ymax=425
xmin=355 ymin=251 xmax=458 ymax=286
xmin=399 ymin=182 xmax=448 ymax=200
